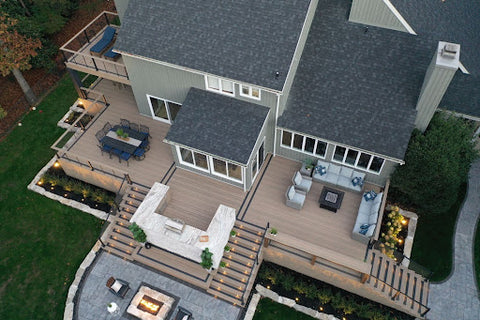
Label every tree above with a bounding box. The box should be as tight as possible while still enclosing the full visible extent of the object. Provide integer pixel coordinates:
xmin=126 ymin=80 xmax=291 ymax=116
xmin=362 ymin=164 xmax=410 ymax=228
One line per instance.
xmin=390 ymin=112 xmax=478 ymax=215
xmin=0 ymin=14 xmax=42 ymax=106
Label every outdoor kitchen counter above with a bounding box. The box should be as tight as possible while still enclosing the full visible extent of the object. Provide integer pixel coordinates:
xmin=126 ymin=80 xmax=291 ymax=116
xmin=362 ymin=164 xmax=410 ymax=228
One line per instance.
xmin=130 ymin=182 xmax=235 ymax=270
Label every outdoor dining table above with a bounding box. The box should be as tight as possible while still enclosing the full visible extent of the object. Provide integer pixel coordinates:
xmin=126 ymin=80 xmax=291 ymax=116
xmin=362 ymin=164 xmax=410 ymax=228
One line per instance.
xmin=102 ymin=136 xmax=137 ymax=154
xmin=112 ymin=125 xmax=146 ymax=141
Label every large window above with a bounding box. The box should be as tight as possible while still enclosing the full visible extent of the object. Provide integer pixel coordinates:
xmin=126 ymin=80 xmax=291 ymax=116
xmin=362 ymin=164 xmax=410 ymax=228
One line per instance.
xmin=280 ymin=130 xmax=327 ymax=158
xmin=240 ymin=84 xmax=261 ymax=100
xmin=332 ymin=146 xmax=385 ymax=173
xmin=205 ymin=75 xmax=234 ymax=96
xmin=147 ymin=95 xmax=181 ymax=123
xmin=177 ymin=146 xmax=244 ymax=182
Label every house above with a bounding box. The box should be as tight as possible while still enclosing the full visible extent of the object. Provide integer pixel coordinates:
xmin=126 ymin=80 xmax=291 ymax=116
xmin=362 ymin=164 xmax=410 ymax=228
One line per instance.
xmin=57 ymin=0 xmax=479 ymax=318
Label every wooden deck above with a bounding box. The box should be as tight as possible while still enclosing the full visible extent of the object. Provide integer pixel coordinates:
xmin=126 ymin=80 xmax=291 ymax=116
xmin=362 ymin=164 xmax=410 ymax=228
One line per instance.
xmin=162 ymin=168 xmax=245 ymax=231
xmin=67 ymin=79 xmax=174 ymax=188
xmin=241 ymin=156 xmax=369 ymax=261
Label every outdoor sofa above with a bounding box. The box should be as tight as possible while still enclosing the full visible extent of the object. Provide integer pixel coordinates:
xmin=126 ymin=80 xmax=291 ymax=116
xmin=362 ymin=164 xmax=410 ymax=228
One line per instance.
xmin=351 ymin=192 xmax=383 ymax=244
xmin=312 ymin=160 xmax=365 ymax=192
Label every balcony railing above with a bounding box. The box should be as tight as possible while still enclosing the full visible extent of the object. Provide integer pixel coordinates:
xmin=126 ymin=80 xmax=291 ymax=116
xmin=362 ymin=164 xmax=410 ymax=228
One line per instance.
xmin=60 ymin=11 xmax=129 ymax=81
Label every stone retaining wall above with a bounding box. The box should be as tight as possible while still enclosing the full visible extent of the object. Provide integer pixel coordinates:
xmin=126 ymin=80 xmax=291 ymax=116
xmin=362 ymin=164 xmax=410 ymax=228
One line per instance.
xmin=244 ymin=284 xmax=340 ymax=320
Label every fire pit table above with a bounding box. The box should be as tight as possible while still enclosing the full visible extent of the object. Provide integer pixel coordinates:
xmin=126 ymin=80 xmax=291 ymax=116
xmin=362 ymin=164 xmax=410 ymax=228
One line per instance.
xmin=127 ymin=285 xmax=178 ymax=320
xmin=318 ymin=186 xmax=344 ymax=213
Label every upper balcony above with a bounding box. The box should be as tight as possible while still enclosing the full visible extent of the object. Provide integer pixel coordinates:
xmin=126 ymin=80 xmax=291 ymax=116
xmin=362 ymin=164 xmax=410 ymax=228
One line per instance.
xmin=60 ymin=11 xmax=130 ymax=85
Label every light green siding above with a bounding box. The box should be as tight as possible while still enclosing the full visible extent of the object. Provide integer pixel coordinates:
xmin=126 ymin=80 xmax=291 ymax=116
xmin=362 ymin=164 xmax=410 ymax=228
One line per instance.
xmin=122 ymin=55 xmax=278 ymax=119
xmin=274 ymin=129 xmax=395 ymax=186
xmin=349 ymin=0 xmax=409 ymax=33
xmin=279 ymin=0 xmax=319 ymax=116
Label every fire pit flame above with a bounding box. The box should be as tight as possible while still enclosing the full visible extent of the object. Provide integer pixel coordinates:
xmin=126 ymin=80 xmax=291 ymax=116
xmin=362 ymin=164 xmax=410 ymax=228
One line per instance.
xmin=139 ymin=298 xmax=160 ymax=313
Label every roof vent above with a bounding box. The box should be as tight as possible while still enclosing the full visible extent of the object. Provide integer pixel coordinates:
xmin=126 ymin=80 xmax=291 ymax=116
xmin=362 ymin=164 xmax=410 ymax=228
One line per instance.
xmin=441 ymin=43 xmax=457 ymax=59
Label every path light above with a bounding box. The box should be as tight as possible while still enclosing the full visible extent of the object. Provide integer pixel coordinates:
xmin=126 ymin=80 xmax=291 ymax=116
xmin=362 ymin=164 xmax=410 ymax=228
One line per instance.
xmin=266 ymin=285 xmax=271 ymax=289
xmin=295 ymin=297 xmax=299 ymax=302
xmin=319 ymin=306 xmax=324 ymax=311
xmin=53 ymin=161 xmax=61 ymax=168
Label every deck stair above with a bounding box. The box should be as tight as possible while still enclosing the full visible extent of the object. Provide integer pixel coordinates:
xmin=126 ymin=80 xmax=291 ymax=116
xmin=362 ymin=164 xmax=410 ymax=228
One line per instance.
xmin=367 ymin=250 xmax=430 ymax=317
xmin=208 ymin=221 xmax=266 ymax=306
xmin=104 ymin=184 xmax=150 ymax=258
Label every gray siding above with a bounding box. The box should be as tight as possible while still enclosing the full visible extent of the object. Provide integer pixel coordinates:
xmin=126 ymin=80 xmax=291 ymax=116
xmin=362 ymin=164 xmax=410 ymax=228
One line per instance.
xmin=274 ymin=129 xmax=394 ymax=186
xmin=122 ymin=55 xmax=278 ymax=119
xmin=349 ymin=0 xmax=409 ymax=33
xmin=245 ymin=111 xmax=272 ymax=189
xmin=114 ymin=0 xmax=129 ymax=22
xmin=279 ymin=0 xmax=319 ymax=116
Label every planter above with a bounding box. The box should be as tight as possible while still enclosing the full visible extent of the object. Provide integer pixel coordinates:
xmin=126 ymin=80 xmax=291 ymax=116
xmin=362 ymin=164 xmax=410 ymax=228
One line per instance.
xmin=144 ymin=242 xmax=152 ymax=249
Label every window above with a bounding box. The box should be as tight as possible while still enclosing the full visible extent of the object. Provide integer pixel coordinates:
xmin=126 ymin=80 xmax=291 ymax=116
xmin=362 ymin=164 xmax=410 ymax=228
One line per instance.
xmin=177 ymin=146 xmax=244 ymax=182
xmin=147 ymin=95 xmax=182 ymax=123
xmin=251 ymin=140 xmax=265 ymax=182
xmin=179 ymin=147 xmax=209 ymax=171
xmin=280 ymin=130 xmax=328 ymax=158
xmin=205 ymin=75 xmax=234 ymax=96
xmin=240 ymin=84 xmax=261 ymax=100
xmin=332 ymin=146 xmax=385 ymax=173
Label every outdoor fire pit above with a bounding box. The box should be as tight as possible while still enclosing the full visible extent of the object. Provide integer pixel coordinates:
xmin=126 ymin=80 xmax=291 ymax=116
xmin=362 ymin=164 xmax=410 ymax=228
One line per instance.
xmin=127 ymin=285 xmax=176 ymax=320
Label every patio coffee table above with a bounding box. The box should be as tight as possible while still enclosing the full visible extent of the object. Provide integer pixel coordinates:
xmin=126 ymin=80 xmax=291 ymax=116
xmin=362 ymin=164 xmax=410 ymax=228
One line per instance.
xmin=319 ymin=186 xmax=345 ymax=213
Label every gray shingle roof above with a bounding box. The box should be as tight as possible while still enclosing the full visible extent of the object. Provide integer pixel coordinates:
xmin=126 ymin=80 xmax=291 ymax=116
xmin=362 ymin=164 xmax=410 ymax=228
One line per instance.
xmin=441 ymin=71 xmax=480 ymax=118
xmin=390 ymin=0 xmax=480 ymax=75
xmin=115 ymin=0 xmax=311 ymax=91
xmin=278 ymin=0 xmax=439 ymax=161
xmin=165 ymin=88 xmax=269 ymax=165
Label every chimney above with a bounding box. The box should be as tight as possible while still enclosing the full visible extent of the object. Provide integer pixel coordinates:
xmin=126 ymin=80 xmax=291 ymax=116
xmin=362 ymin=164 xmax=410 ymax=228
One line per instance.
xmin=414 ymin=41 xmax=460 ymax=131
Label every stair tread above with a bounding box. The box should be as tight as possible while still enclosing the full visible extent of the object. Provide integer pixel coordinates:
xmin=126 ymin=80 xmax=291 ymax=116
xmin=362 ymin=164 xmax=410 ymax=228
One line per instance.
xmin=206 ymin=289 xmax=243 ymax=306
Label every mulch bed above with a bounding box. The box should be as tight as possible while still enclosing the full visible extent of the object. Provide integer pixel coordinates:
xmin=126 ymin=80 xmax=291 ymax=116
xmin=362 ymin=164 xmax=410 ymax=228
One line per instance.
xmin=0 ymin=0 xmax=116 ymax=139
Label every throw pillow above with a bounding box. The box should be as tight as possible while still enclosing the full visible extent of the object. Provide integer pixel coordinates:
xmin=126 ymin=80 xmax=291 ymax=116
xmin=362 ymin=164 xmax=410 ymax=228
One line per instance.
xmin=360 ymin=223 xmax=370 ymax=229
xmin=111 ymin=281 xmax=122 ymax=292
xmin=294 ymin=172 xmax=302 ymax=185
xmin=315 ymin=165 xmax=327 ymax=176
xmin=287 ymin=186 xmax=295 ymax=200
xmin=363 ymin=192 xmax=373 ymax=201
xmin=352 ymin=176 xmax=363 ymax=187
xmin=370 ymin=190 xmax=377 ymax=199
xmin=359 ymin=228 xmax=368 ymax=235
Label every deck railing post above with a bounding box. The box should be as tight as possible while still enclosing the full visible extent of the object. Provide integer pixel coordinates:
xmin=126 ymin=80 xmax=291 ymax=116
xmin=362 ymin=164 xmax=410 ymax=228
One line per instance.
xmin=83 ymin=30 xmax=90 ymax=43
xmin=92 ymin=57 xmax=99 ymax=71
xmin=87 ymin=161 xmax=94 ymax=171
xmin=125 ymin=174 xmax=132 ymax=185
xmin=103 ymin=12 xmax=110 ymax=25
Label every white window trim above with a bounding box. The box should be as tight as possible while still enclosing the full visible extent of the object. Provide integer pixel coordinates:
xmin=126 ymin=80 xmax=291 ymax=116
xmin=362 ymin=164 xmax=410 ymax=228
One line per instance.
xmin=176 ymin=146 xmax=244 ymax=183
xmin=204 ymin=75 xmax=235 ymax=97
xmin=239 ymin=84 xmax=261 ymax=101
xmin=209 ymin=157 xmax=244 ymax=183
xmin=332 ymin=145 xmax=385 ymax=175
xmin=146 ymin=94 xmax=182 ymax=124
xmin=176 ymin=146 xmax=210 ymax=173
xmin=280 ymin=130 xmax=328 ymax=159
xmin=251 ymin=138 xmax=266 ymax=183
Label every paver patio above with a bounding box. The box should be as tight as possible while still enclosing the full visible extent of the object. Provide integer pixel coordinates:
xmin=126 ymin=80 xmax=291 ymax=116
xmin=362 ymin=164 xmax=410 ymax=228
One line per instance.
xmin=76 ymin=252 xmax=242 ymax=320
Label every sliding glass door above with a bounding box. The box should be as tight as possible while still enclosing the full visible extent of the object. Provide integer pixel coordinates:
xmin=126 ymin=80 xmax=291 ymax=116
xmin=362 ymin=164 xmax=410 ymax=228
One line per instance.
xmin=147 ymin=95 xmax=181 ymax=124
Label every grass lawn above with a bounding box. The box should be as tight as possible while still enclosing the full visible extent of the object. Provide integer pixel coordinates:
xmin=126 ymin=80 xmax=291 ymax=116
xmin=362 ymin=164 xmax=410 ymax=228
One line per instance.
xmin=0 ymin=76 xmax=103 ymax=319
xmin=410 ymin=183 xmax=467 ymax=282
xmin=475 ymin=221 xmax=480 ymax=290
xmin=253 ymin=298 xmax=315 ymax=320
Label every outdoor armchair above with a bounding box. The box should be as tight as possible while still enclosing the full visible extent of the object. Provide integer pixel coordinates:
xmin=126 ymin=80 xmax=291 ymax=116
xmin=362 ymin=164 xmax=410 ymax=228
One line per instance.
xmin=292 ymin=171 xmax=312 ymax=192
xmin=285 ymin=185 xmax=306 ymax=210
xmin=106 ymin=277 xmax=130 ymax=298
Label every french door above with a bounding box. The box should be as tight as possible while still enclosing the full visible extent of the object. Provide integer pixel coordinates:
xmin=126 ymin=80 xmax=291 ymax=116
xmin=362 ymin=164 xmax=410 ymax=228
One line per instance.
xmin=147 ymin=95 xmax=181 ymax=124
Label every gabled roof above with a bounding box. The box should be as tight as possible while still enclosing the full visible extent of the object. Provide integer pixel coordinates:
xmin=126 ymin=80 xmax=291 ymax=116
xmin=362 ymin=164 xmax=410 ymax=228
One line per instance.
xmin=390 ymin=0 xmax=480 ymax=75
xmin=115 ymin=0 xmax=312 ymax=91
xmin=165 ymin=88 xmax=269 ymax=165
xmin=279 ymin=0 xmax=436 ymax=161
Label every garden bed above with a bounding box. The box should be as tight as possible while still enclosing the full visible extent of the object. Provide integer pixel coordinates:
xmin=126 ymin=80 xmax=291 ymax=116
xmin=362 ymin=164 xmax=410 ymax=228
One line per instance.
xmin=37 ymin=164 xmax=115 ymax=213
xmin=255 ymin=262 xmax=413 ymax=320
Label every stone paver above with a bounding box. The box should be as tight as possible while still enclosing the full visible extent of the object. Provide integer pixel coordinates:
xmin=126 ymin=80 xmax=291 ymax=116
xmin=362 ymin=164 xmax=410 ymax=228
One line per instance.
xmin=76 ymin=252 xmax=241 ymax=320
xmin=427 ymin=160 xmax=480 ymax=320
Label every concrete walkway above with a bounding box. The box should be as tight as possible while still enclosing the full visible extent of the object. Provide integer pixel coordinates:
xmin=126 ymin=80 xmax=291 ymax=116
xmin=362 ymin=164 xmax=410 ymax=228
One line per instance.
xmin=427 ymin=160 xmax=480 ymax=320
